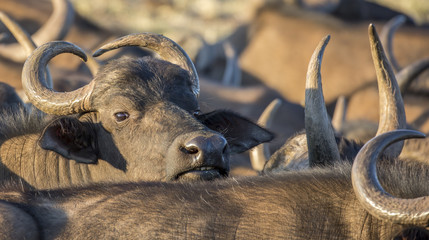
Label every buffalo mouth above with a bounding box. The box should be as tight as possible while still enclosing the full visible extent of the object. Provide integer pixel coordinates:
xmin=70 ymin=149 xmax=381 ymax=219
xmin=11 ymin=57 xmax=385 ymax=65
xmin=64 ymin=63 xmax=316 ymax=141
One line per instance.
xmin=175 ymin=166 xmax=228 ymax=181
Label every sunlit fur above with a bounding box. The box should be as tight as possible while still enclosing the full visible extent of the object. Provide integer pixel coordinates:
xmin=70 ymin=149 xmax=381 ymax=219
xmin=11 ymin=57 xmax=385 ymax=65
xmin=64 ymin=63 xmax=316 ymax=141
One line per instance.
xmin=0 ymin=56 xmax=272 ymax=189
xmin=0 ymin=153 xmax=427 ymax=239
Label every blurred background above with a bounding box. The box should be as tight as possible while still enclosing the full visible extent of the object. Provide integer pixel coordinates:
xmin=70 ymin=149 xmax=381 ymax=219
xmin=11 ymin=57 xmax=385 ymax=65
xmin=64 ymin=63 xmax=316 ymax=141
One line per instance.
xmin=72 ymin=0 xmax=429 ymax=58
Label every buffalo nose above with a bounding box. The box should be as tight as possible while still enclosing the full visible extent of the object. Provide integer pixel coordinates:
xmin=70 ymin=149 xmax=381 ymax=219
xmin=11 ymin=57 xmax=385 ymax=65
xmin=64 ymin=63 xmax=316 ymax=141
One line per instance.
xmin=182 ymin=135 xmax=227 ymax=163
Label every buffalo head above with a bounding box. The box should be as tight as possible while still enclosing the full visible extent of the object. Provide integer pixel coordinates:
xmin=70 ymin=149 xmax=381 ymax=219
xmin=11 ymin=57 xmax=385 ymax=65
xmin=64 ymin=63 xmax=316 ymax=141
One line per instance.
xmin=22 ymin=33 xmax=273 ymax=182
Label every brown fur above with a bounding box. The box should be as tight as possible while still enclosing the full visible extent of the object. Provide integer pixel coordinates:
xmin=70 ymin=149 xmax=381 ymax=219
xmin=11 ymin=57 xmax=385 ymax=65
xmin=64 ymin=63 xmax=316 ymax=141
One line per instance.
xmin=0 ymin=155 xmax=428 ymax=239
xmin=0 ymin=56 xmax=273 ymax=189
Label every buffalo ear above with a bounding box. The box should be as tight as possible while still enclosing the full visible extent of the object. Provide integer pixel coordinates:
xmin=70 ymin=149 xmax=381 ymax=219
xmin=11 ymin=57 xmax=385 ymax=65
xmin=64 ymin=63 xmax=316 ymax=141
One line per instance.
xmin=39 ymin=117 xmax=98 ymax=164
xmin=197 ymin=110 xmax=274 ymax=154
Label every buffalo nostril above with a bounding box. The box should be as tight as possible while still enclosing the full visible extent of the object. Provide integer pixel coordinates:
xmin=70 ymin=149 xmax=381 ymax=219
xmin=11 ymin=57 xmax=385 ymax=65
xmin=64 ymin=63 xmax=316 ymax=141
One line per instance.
xmin=181 ymin=145 xmax=199 ymax=155
xmin=182 ymin=135 xmax=227 ymax=158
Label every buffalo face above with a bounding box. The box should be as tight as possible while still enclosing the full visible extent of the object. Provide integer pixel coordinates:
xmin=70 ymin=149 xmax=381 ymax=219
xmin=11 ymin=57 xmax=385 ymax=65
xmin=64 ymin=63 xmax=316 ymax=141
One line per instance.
xmin=38 ymin=56 xmax=273 ymax=182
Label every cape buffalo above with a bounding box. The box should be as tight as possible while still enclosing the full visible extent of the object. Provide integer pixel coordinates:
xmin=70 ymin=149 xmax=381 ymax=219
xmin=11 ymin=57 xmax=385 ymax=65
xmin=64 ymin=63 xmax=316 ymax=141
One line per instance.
xmin=0 ymin=33 xmax=273 ymax=189
xmin=0 ymin=30 xmax=427 ymax=239
xmin=0 ymin=130 xmax=426 ymax=239
xmin=254 ymin=24 xmax=406 ymax=173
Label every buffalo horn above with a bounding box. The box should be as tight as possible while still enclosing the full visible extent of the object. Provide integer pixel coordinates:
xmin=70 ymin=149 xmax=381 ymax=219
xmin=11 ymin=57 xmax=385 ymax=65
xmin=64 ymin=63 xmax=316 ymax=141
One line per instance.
xmin=222 ymin=41 xmax=241 ymax=87
xmin=331 ymin=95 xmax=347 ymax=133
xmin=396 ymin=57 xmax=429 ymax=94
xmin=352 ymin=129 xmax=428 ymax=225
xmin=249 ymin=98 xmax=282 ymax=171
xmin=380 ymin=15 xmax=406 ymax=72
xmin=22 ymin=41 xmax=95 ymax=115
xmin=93 ymin=33 xmax=200 ymax=96
xmin=305 ymin=35 xmax=341 ymax=166
xmin=379 ymin=16 xmax=429 ymax=94
xmin=0 ymin=11 xmax=53 ymax=89
xmin=0 ymin=0 xmax=74 ymax=63
xmin=369 ymin=24 xmax=406 ymax=158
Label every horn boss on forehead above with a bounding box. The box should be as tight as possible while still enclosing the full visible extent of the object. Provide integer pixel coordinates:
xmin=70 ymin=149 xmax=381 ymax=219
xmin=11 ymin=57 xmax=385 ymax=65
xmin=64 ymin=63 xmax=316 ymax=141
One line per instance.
xmin=22 ymin=33 xmax=200 ymax=115
xmin=93 ymin=33 xmax=200 ymax=96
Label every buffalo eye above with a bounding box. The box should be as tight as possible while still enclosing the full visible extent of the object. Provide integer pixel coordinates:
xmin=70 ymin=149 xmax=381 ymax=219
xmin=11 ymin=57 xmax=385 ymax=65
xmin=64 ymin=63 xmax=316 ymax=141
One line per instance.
xmin=194 ymin=110 xmax=201 ymax=117
xmin=114 ymin=112 xmax=130 ymax=122
xmin=193 ymin=110 xmax=201 ymax=117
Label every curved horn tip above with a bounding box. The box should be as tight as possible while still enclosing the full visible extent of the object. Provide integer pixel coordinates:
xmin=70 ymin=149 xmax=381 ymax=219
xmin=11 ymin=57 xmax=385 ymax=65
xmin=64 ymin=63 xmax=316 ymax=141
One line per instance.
xmin=369 ymin=129 xmax=425 ymax=147
xmin=74 ymin=48 xmax=88 ymax=62
xmin=271 ymin=98 xmax=282 ymax=108
xmin=79 ymin=52 xmax=88 ymax=62
xmin=314 ymin=35 xmax=330 ymax=63
xmin=35 ymin=41 xmax=89 ymax=60
xmin=317 ymin=35 xmax=331 ymax=52
xmin=368 ymin=24 xmax=378 ymax=39
xmin=258 ymin=98 xmax=282 ymax=127
xmin=306 ymin=34 xmax=331 ymax=89
xmin=92 ymin=49 xmax=106 ymax=58
xmin=267 ymin=98 xmax=283 ymax=110
xmin=392 ymin=15 xmax=407 ymax=24
xmin=407 ymin=130 xmax=425 ymax=139
xmin=323 ymin=34 xmax=331 ymax=43
xmin=66 ymin=42 xmax=88 ymax=62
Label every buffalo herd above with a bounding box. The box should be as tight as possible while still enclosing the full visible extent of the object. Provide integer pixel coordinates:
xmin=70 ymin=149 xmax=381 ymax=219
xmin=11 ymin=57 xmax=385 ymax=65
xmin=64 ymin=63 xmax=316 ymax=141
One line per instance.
xmin=0 ymin=0 xmax=428 ymax=239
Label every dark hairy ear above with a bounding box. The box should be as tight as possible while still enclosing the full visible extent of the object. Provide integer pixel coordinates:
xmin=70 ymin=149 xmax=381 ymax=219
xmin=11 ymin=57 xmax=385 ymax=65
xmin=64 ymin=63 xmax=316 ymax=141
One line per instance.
xmin=39 ymin=117 xmax=98 ymax=164
xmin=197 ymin=110 xmax=274 ymax=154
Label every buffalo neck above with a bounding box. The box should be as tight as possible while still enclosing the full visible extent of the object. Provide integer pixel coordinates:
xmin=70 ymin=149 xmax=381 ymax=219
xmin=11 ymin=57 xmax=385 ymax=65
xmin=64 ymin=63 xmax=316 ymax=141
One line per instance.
xmin=0 ymin=133 xmax=129 ymax=190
